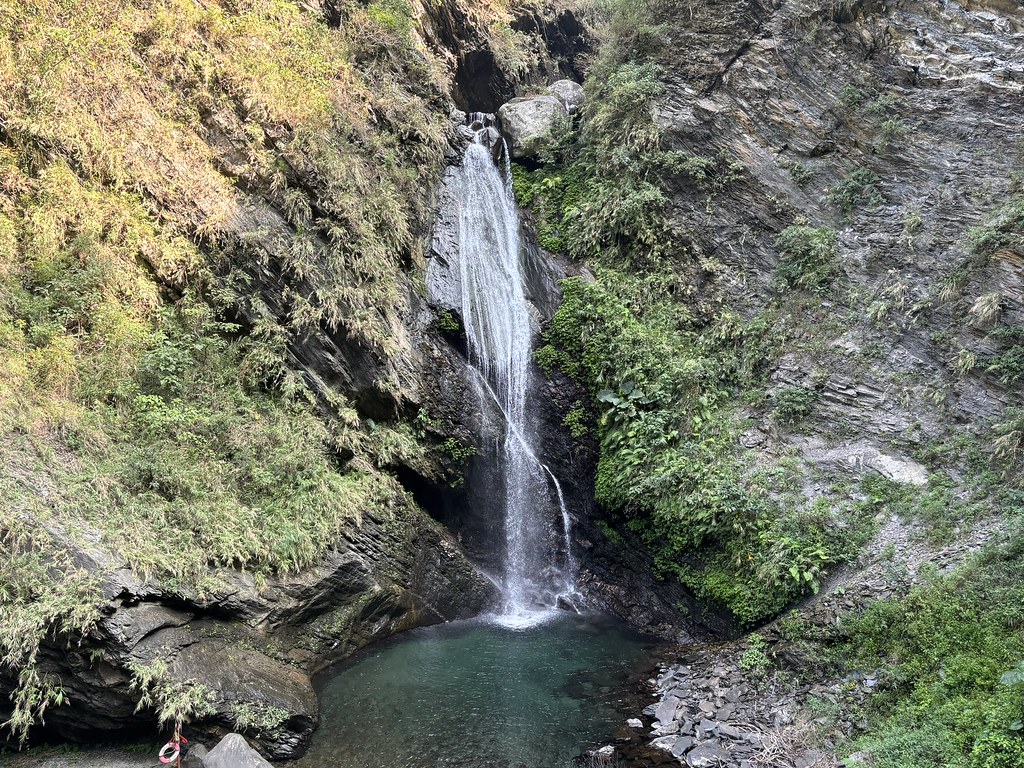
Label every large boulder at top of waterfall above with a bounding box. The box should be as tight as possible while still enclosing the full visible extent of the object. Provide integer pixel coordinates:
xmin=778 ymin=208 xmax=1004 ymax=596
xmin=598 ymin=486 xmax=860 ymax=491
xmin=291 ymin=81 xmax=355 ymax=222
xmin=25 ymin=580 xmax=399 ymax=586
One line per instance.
xmin=546 ymin=79 xmax=584 ymax=113
xmin=497 ymin=95 xmax=568 ymax=160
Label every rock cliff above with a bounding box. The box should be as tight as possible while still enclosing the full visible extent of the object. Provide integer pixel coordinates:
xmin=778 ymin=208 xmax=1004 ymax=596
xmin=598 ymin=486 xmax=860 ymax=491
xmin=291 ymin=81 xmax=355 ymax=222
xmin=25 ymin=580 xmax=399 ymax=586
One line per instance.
xmin=653 ymin=0 xmax=1023 ymax=472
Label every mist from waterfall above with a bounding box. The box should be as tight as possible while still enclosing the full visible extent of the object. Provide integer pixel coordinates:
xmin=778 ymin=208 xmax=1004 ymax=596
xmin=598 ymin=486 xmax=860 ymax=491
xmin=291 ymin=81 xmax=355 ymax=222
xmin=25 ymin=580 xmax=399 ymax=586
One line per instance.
xmin=455 ymin=117 xmax=577 ymax=625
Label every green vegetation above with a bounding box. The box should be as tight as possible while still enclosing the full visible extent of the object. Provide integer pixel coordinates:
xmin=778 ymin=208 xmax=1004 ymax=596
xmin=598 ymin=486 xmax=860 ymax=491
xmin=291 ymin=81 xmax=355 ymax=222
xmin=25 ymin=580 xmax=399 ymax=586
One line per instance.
xmin=0 ymin=527 xmax=100 ymax=741
xmin=511 ymin=162 xmax=586 ymax=253
xmin=232 ymin=701 xmax=290 ymax=737
xmin=829 ymin=167 xmax=885 ymax=213
xmin=739 ymin=632 xmax=772 ymax=677
xmin=969 ymin=196 xmax=1024 ymax=258
xmin=836 ymin=534 xmax=1024 ymax=768
xmin=789 ymin=162 xmax=815 ymax=187
xmin=985 ymin=327 xmax=1024 ymax=386
xmin=839 ymin=83 xmax=866 ymax=110
xmin=510 ymin=0 xmax=743 ymax=269
xmin=562 ymin=403 xmax=592 ymax=441
xmin=993 ymin=408 xmax=1024 ymax=478
xmin=440 ymin=437 xmax=476 ymax=465
xmin=775 ymin=223 xmax=839 ymax=292
xmin=129 ymin=658 xmax=216 ymax=732
xmin=771 ymin=385 xmax=819 ymax=425
xmin=0 ymin=0 xmax=536 ymax=741
xmin=0 ymin=156 xmax=397 ymax=738
xmin=877 ymin=118 xmax=910 ymax=151
xmin=437 ymin=309 xmax=463 ymax=335
xmin=536 ymin=272 xmax=874 ymax=623
xmin=515 ymin=0 xmax=890 ymax=625
xmin=858 ymin=472 xmax=992 ymax=545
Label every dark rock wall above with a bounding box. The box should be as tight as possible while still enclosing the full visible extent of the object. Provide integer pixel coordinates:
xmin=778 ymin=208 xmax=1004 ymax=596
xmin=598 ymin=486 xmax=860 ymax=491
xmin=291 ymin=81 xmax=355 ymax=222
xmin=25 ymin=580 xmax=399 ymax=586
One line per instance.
xmin=12 ymin=495 xmax=497 ymax=757
xmin=650 ymin=0 xmax=1024 ymax=489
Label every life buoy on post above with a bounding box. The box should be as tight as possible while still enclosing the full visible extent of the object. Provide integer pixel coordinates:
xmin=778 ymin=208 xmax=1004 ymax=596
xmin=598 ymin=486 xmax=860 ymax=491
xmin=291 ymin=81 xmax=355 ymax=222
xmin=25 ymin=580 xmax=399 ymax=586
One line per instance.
xmin=158 ymin=731 xmax=187 ymax=765
xmin=158 ymin=740 xmax=179 ymax=764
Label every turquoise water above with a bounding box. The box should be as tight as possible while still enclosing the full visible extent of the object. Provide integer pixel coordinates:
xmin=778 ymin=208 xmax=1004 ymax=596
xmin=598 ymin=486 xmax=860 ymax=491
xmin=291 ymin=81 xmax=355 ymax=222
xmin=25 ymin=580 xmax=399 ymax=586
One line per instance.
xmin=293 ymin=613 xmax=657 ymax=768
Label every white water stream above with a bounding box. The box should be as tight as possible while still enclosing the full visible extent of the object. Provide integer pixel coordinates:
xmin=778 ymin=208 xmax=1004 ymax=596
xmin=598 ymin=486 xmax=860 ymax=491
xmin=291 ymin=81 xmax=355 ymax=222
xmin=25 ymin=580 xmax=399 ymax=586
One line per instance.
xmin=455 ymin=118 xmax=578 ymax=626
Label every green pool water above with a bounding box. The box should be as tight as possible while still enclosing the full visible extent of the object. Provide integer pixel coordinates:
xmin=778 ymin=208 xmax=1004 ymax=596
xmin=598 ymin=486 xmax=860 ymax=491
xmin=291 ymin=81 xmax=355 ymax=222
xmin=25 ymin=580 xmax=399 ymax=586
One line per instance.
xmin=293 ymin=612 xmax=658 ymax=768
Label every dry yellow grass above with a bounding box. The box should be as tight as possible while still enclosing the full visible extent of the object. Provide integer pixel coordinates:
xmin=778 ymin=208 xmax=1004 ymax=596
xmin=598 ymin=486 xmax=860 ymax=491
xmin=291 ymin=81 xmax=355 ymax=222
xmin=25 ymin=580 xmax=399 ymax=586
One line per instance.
xmin=0 ymin=0 xmax=552 ymax=741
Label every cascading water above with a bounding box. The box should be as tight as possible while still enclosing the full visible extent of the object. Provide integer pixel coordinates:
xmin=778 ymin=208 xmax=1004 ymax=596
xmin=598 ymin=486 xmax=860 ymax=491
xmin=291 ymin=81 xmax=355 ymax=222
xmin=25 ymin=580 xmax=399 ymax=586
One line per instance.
xmin=455 ymin=115 xmax=578 ymax=624
xmin=278 ymin=118 xmax=661 ymax=768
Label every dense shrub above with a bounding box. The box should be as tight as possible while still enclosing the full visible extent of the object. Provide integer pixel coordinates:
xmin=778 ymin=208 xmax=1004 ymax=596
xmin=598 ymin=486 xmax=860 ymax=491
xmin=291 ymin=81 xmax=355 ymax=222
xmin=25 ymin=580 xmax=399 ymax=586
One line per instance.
xmin=537 ymin=274 xmax=870 ymax=623
xmin=829 ymin=167 xmax=885 ymax=212
xmin=839 ymin=534 xmax=1024 ymax=768
xmin=775 ymin=223 xmax=839 ymax=292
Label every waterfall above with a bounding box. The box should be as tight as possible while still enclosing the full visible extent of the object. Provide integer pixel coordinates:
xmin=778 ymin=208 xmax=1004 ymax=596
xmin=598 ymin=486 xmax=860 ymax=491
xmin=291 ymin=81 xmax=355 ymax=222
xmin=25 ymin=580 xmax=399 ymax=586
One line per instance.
xmin=455 ymin=116 xmax=578 ymax=625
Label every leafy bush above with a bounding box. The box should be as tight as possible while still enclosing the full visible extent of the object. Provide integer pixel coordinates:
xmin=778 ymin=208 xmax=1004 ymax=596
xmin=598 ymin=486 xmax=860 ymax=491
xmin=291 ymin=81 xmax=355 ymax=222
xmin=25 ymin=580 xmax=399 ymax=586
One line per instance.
xmin=839 ymin=534 xmax=1024 ymax=768
xmin=562 ymin=404 xmax=592 ymax=441
xmin=739 ymin=633 xmax=772 ymax=676
xmin=829 ymin=167 xmax=885 ymax=212
xmin=232 ymin=701 xmax=290 ymax=737
xmin=771 ymin=385 xmax=819 ymax=424
xmin=877 ymin=118 xmax=910 ymax=150
xmin=436 ymin=309 xmax=462 ymax=335
xmin=985 ymin=327 xmax=1024 ymax=385
xmin=129 ymin=659 xmax=216 ymax=731
xmin=993 ymin=407 xmax=1024 ymax=475
xmin=839 ymin=83 xmax=866 ymax=109
xmin=537 ymin=272 xmax=867 ymax=623
xmin=775 ymin=223 xmax=839 ymax=292
xmin=971 ymin=730 xmax=1024 ymax=768
xmin=969 ymin=197 xmax=1024 ymax=258
xmin=789 ymin=163 xmax=814 ymax=186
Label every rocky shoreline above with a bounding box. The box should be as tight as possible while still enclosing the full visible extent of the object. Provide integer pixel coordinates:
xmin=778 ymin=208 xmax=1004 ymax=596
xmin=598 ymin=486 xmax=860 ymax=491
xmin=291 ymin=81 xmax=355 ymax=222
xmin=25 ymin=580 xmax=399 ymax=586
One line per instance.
xmin=622 ymin=514 xmax=1006 ymax=768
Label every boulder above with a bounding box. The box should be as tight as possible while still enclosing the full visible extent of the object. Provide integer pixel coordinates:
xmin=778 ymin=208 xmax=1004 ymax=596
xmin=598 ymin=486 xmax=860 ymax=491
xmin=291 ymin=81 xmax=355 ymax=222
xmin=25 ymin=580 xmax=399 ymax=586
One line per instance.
xmin=546 ymin=79 xmax=584 ymax=113
xmin=686 ymin=742 xmax=730 ymax=768
xmin=163 ymin=639 xmax=318 ymax=759
xmin=671 ymin=736 xmax=695 ymax=758
xmin=497 ymin=95 xmax=568 ymax=159
xmin=654 ymin=694 xmax=680 ymax=725
xmin=204 ymin=734 xmax=273 ymax=768
xmin=183 ymin=743 xmax=209 ymax=768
